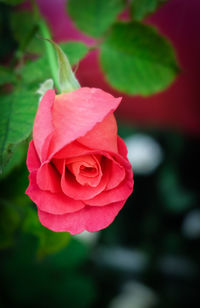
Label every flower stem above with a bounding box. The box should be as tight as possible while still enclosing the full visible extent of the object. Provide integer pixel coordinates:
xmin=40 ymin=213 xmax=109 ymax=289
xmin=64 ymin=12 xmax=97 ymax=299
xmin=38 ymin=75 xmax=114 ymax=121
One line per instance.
xmin=38 ymin=19 xmax=61 ymax=92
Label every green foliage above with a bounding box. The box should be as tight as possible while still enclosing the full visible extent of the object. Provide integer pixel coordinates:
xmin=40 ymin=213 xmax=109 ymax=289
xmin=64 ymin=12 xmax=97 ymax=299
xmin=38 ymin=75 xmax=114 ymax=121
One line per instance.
xmin=1 ymin=234 xmax=96 ymax=308
xmin=0 ymin=142 xmax=26 ymax=179
xmin=21 ymin=41 xmax=89 ymax=87
xmin=67 ymin=0 xmax=124 ymax=37
xmin=131 ymin=0 xmax=167 ymax=21
xmin=0 ymin=27 xmax=88 ymax=172
xmin=0 ymin=88 xmax=37 ymax=172
xmin=10 ymin=10 xmax=37 ymax=50
xmin=0 ymin=199 xmax=21 ymax=249
xmin=100 ymin=22 xmax=179 ymax=96
xmin=60 ymin=41 xmax=89 ymax=66
xmin=23 ymin=207 xmax=71 ymax=259
xmin=21 ymin=56 xmax=51 ymax=86
xmin=26 ymin=36 xmax=45 ymax=55
xmin=0 ymin=161 xmax=71 ymax=258
xmin=0 ymin=0 xmax=25 ymax=5
xmin=46 ymin=237 xmax=90 ymax=270
xmin=0 ymin=5 xmax=18 ymax=61
xmin=0 ymin=66 xmax=17 ymax=85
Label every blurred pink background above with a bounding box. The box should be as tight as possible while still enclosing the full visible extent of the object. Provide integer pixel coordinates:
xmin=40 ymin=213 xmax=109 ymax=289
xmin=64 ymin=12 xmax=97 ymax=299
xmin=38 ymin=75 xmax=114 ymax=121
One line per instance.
xmin=36 ymin=0 xmax=200 ymax=135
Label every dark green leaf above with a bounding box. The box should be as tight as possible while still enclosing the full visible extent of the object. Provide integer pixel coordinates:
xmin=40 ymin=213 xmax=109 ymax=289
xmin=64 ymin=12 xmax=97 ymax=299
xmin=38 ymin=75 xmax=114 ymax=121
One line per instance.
xmin=2 ymin=235 xmax=96 ymax=307
xmin=46 ymin=238 xmax=89 ymax=270
xmin=50 ymin=274 xmax=96 ymax=308
xmin=0 ymin=65 xmax=17 ymax=85
xmin=23 ymin=207 xmax=71 ymax=258
xmin=0 ymin=142 xmax=25 ymax=179
xmin=0 ymin=198 xmax=21 ymax=249
xmin=21 ymin=56 xmax=51 ymax=85
xmin=67 ymin=0 xmax=124 ymax=37
xmin=0 ymin=88 xmax=37 ymax=172
xmin=26 ymin=36 xmax=45 ymax=55
xmin=131 ymin=0 xmax=168 ymax=21
xmin=37 ymin=229 xmax=70 ymax=259
xmin=0 ymin=0 xmax=25 ymax=5
xmin=100 ymin=22 xmax=179 ymax=96
xmin=10 ymin=10 xmax=37 ymax=50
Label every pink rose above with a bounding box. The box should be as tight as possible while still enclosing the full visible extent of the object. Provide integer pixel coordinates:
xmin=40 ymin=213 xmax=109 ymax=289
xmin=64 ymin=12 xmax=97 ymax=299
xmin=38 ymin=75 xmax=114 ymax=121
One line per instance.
xmin=26 ymin=87 xmax=134 ymax=234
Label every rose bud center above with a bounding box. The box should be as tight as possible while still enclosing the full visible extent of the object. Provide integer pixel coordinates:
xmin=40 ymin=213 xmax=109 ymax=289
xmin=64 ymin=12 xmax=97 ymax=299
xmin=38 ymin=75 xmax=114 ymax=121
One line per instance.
xmin=66 ymin=154 xmax=103 ymax=187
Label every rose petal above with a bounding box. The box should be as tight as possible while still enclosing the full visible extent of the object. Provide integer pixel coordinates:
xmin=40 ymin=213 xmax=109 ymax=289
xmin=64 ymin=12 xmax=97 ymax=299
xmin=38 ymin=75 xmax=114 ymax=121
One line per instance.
xmin=117 ymin=136 xmax=128 ymax=158
xmin=66 ymin=154 xmax=102 ymax=187
xmin=106 ymin=159 xmax=126 ymax=190
xmin=78 ymin=114 xmax=118 ymax=153
xmin=33 ymin=89 xmax=55 ymax=161
xmin=54 ymin=141 xmax=132 ymax=200
xmin=53 ymin=141 xmax=90 ymax=159
xmin=84 ymin=167 xmax=133 ymax=206
xmin=26 ymin=140 xmax=40 ymax=173
xmin=37 ymin=163 xmax=61 ymax=193
xmin=26 ymin=172 xmax=85 ymax=215
xmin=52 ymin=158 xmax=65 ymax=174
xmin=49 ymin=88 xmax=121 ymax=158
xmin=61 ymin=158 xmax=108 ymax=200
xmin=38 ymin=200 xmax=126 ymax=234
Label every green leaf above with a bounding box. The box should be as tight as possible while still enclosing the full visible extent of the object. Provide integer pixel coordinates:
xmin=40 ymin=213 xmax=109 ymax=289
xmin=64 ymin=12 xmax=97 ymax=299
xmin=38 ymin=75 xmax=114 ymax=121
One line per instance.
xmin=26 ymin=36 xmax=45 ymax=55
xmin=59 ymin=41 xmax=89 ymax=66
xmin=23 ymin=207 xmax=71 ymax=258
xmin=0 ymin=142 xmax=25 ymax=180
xmin=21 ymin=56 xmax=51 ymax=86
xmin=46 ymin=238 xmax=89 ymax=270
xmin=67 ymin=0 xmax=124 ymax=37
xmin=0 ymin=88 xmax=38 ymax=172
xmin=0 ymin=0 xmax=25 ymax=5
xmin=37 ymin=228 xmax=70 ymax=259
xmin=130 ymin=0 xmax=168 ymax=21
xmin=10 ymin=10 xmax=37 ymax=50
xmin=100 ymin=22 xmax=179 ymax=96
xmin=0 ymin=198 xmax=21 ymax=249
xmin=0 ymin=66 xmax=17 ymax=85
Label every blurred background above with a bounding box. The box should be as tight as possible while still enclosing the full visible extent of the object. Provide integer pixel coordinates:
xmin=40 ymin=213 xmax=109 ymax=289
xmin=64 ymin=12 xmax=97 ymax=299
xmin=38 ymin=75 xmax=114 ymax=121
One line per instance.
xmin=0 ymin=0 xmax=200 ymax=307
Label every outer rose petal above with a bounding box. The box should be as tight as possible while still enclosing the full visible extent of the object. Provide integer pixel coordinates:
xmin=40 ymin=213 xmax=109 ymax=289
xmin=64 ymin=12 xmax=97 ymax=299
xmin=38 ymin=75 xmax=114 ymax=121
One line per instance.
xmin=78 ymin=114 xmax=118 ymax=153
xmin=49 ymin=88 xmax=121 ymax=158
xmin=53 ymin=141 xmax=91 ymax=159
xmin=26 ymin=140 xmax=40 ymax=173
xmin=105 ymin=159 xmax=126 ymax=190
xmin=33 ymin=89 xmax=55 ymax=161
xmin=26 ymin=172 xmax=85 ymax=215
xmin=37 ymin=163 xmax=61 ymax=193
xmin=117 ymin=136 xmax=128 ymax=158
xmin=84 ymin=173 xmax=133 ymax=206
xmin=38 ymin=200 xmax=126 ymax=234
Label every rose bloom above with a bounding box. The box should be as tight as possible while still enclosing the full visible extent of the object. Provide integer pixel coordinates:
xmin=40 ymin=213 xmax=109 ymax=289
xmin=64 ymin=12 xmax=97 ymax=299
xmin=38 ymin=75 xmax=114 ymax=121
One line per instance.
xmin=26 ymin=88 xmax=134 ymax=234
